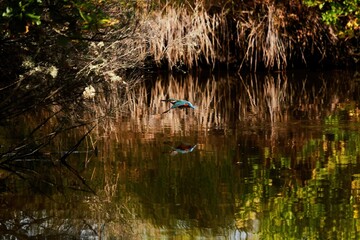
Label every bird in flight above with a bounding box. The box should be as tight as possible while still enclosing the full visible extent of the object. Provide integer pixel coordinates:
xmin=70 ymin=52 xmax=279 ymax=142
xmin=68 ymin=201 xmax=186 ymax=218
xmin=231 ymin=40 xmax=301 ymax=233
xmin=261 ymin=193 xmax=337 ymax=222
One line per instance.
xmin=169 ymin=143 xmax=197 ymax=155
xmin=161 ymin=98 xmax=196 ymax=114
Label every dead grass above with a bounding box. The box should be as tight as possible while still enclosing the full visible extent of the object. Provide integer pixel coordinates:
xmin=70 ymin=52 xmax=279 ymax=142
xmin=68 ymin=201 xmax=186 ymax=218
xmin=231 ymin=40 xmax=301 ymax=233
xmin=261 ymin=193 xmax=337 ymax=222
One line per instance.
xmin=142 ymin=2 xmax=219 ymax=69
xmin=135 ymin=1 xmax=337 ymax=70
xmin=236 ymin=2 xmax=337 ymax=70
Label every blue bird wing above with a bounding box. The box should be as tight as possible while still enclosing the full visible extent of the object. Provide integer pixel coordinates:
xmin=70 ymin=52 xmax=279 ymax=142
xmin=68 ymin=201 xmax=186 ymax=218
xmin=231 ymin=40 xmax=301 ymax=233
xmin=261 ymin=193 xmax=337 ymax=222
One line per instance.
xmin=164 ymin=100 xmax=195 ymax=111
xmin=171 ymin=101 xmax=184 ymax=108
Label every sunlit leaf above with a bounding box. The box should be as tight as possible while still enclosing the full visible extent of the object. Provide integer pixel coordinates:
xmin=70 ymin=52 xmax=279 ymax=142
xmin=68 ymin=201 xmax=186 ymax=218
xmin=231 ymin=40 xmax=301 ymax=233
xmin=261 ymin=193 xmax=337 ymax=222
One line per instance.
xmin=2 ymin=7 xmax=13 ymax=18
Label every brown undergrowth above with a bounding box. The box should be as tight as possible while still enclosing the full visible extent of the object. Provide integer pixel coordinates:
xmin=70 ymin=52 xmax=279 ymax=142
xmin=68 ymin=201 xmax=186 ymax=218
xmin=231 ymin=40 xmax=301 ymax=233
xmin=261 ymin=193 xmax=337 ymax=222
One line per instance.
xmin=143 ymin=3 xmax=218 ymax=69
xmin=136 ymin=0 xmax=338 ymax=70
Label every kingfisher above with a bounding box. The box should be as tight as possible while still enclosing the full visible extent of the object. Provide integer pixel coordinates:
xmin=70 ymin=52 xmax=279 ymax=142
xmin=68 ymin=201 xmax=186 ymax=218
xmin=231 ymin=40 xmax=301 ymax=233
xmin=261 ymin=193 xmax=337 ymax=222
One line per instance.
xmin=161 ymin=98 xmax=196 ymax=114
xmin=170 ymin=143 xmax=197 ymax=155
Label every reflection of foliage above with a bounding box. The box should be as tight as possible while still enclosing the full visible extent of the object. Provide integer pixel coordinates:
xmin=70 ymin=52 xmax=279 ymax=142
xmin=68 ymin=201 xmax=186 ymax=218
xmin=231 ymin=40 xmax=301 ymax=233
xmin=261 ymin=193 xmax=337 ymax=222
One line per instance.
xmin=0 ymin=109 xmax=96 ymax=190
xmin=0 ymin=108 xmax=122 ymax=238
xmin=234 ymin=130 xmax=360 ymax=239
xmin=0 ymin=211 xmax=98 ymax=239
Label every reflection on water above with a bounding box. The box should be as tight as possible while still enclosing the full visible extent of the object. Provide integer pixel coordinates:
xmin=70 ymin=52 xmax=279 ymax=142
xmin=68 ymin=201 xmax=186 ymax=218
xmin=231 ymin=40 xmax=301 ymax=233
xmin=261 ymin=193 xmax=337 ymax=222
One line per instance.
xmin=166 ymin=142 xmax=197 ymax=155
xmin=1 ymin=71 xmax=360 ymax=239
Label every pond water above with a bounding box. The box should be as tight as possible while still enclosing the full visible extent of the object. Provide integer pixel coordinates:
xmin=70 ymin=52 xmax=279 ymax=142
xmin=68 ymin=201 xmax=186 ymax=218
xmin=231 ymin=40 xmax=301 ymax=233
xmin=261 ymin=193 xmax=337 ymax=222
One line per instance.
xmin=1 ymin=70 xmax=360 ymax=239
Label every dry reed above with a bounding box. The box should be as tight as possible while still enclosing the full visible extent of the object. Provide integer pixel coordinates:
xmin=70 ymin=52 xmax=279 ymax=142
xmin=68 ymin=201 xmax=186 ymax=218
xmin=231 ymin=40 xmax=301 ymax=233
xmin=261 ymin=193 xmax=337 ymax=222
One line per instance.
xmin=142 ymin=2 xmax=219 ymax=69
xmin=237 ymin=5 xmax=291 ymax=70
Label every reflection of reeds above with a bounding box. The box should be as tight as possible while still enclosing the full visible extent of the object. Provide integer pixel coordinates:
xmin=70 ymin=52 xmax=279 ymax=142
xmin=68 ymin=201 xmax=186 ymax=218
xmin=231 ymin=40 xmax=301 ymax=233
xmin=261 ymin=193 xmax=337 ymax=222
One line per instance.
xmin=83 ymin=69 xmax=359 ymax=138
xmin=121 ymin=71 xmax=358 ymax=134
xmin=264 ymin=75 xmax=287 ymax=123
xmin=123 ymin=73 xmax=292 ymax=134
xmin=152 ymin=75 xmax=229 ymax=130
xmin=241 ymin=74 xmax=288 ymax=123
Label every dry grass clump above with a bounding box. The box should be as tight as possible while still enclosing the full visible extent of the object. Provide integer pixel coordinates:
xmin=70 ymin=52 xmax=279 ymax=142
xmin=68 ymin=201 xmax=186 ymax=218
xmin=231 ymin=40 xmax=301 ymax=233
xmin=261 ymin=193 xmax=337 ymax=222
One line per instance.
xmin=237 ymin=6 xmax=288 ymax=70
xmin=142 ymin=2 xmax=219 ymax=69
xmin=236 ymin=2 xmax=337 ymax=70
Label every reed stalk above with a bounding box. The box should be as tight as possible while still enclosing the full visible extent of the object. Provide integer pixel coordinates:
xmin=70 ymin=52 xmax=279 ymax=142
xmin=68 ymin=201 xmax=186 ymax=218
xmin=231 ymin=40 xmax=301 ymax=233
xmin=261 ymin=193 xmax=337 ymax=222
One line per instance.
xmin=143 ymin=2 xmax=218 ymax=69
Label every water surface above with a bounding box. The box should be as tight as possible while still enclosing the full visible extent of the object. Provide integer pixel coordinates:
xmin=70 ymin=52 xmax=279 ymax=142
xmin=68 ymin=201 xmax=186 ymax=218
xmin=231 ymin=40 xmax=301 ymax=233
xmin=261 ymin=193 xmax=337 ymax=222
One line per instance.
xmin=1 ymin=70 xmax=360 ymax=239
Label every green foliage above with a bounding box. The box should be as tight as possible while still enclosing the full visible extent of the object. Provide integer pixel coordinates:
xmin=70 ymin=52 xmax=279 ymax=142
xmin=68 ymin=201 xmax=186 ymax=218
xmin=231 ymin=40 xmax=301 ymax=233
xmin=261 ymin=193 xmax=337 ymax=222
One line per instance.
xmin=1 ymin=0 xmax=42 ymax=33
xmin=304 ymin=0 xmax=360 ymax=38
xmin=0 ymin=0 xmax=121 ymax=35
xmin=71 ymin=0 xmax=117 ymax=30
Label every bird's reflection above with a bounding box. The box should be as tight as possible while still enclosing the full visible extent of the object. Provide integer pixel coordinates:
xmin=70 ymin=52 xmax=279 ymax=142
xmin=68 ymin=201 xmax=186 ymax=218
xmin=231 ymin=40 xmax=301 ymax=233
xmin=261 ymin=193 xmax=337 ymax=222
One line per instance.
xmin=167 ymin=142 xmax=197 ymax=156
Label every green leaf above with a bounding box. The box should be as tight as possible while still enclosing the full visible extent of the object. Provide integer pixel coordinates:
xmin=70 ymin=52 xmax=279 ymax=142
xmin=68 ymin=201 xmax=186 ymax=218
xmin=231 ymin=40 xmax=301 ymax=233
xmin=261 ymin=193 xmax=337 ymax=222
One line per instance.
xmin=78 ymin=8 xmax=92 ymax=23
xmin=2 ymin=7 xmax=13 ymax=18
xmin=26 ymin=12 xmax=40 ymax=21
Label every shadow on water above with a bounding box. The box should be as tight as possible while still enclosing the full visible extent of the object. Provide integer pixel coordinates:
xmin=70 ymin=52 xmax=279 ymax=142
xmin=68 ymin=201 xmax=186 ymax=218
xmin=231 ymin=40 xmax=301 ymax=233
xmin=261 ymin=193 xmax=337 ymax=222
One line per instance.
xmin=2 ymin=70 xmax=360 ymax=239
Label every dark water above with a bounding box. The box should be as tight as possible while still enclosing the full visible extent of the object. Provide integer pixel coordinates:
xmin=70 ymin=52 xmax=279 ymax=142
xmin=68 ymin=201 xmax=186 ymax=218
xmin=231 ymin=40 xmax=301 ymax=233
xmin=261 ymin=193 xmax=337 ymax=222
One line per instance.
xmin=1 ymin=71 xmax=360 ymax=239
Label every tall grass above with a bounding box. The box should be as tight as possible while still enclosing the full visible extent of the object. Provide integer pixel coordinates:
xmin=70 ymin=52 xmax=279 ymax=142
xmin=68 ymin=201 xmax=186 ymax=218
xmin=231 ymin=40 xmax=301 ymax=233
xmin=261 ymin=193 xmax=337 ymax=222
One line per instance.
xmin=143 ymin=2 xmax=219 ymax=69
xmin=237 ymin=6 xmax=288 ymax=70
xmin=134 ymin=1 xmax=338 ymax=70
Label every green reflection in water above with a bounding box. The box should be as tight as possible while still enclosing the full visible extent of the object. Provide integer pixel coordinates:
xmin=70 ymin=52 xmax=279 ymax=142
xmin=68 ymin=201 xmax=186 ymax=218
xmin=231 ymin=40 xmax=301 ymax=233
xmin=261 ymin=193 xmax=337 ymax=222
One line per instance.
xmin=96 ymin=120 xmax=360 ymax=239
